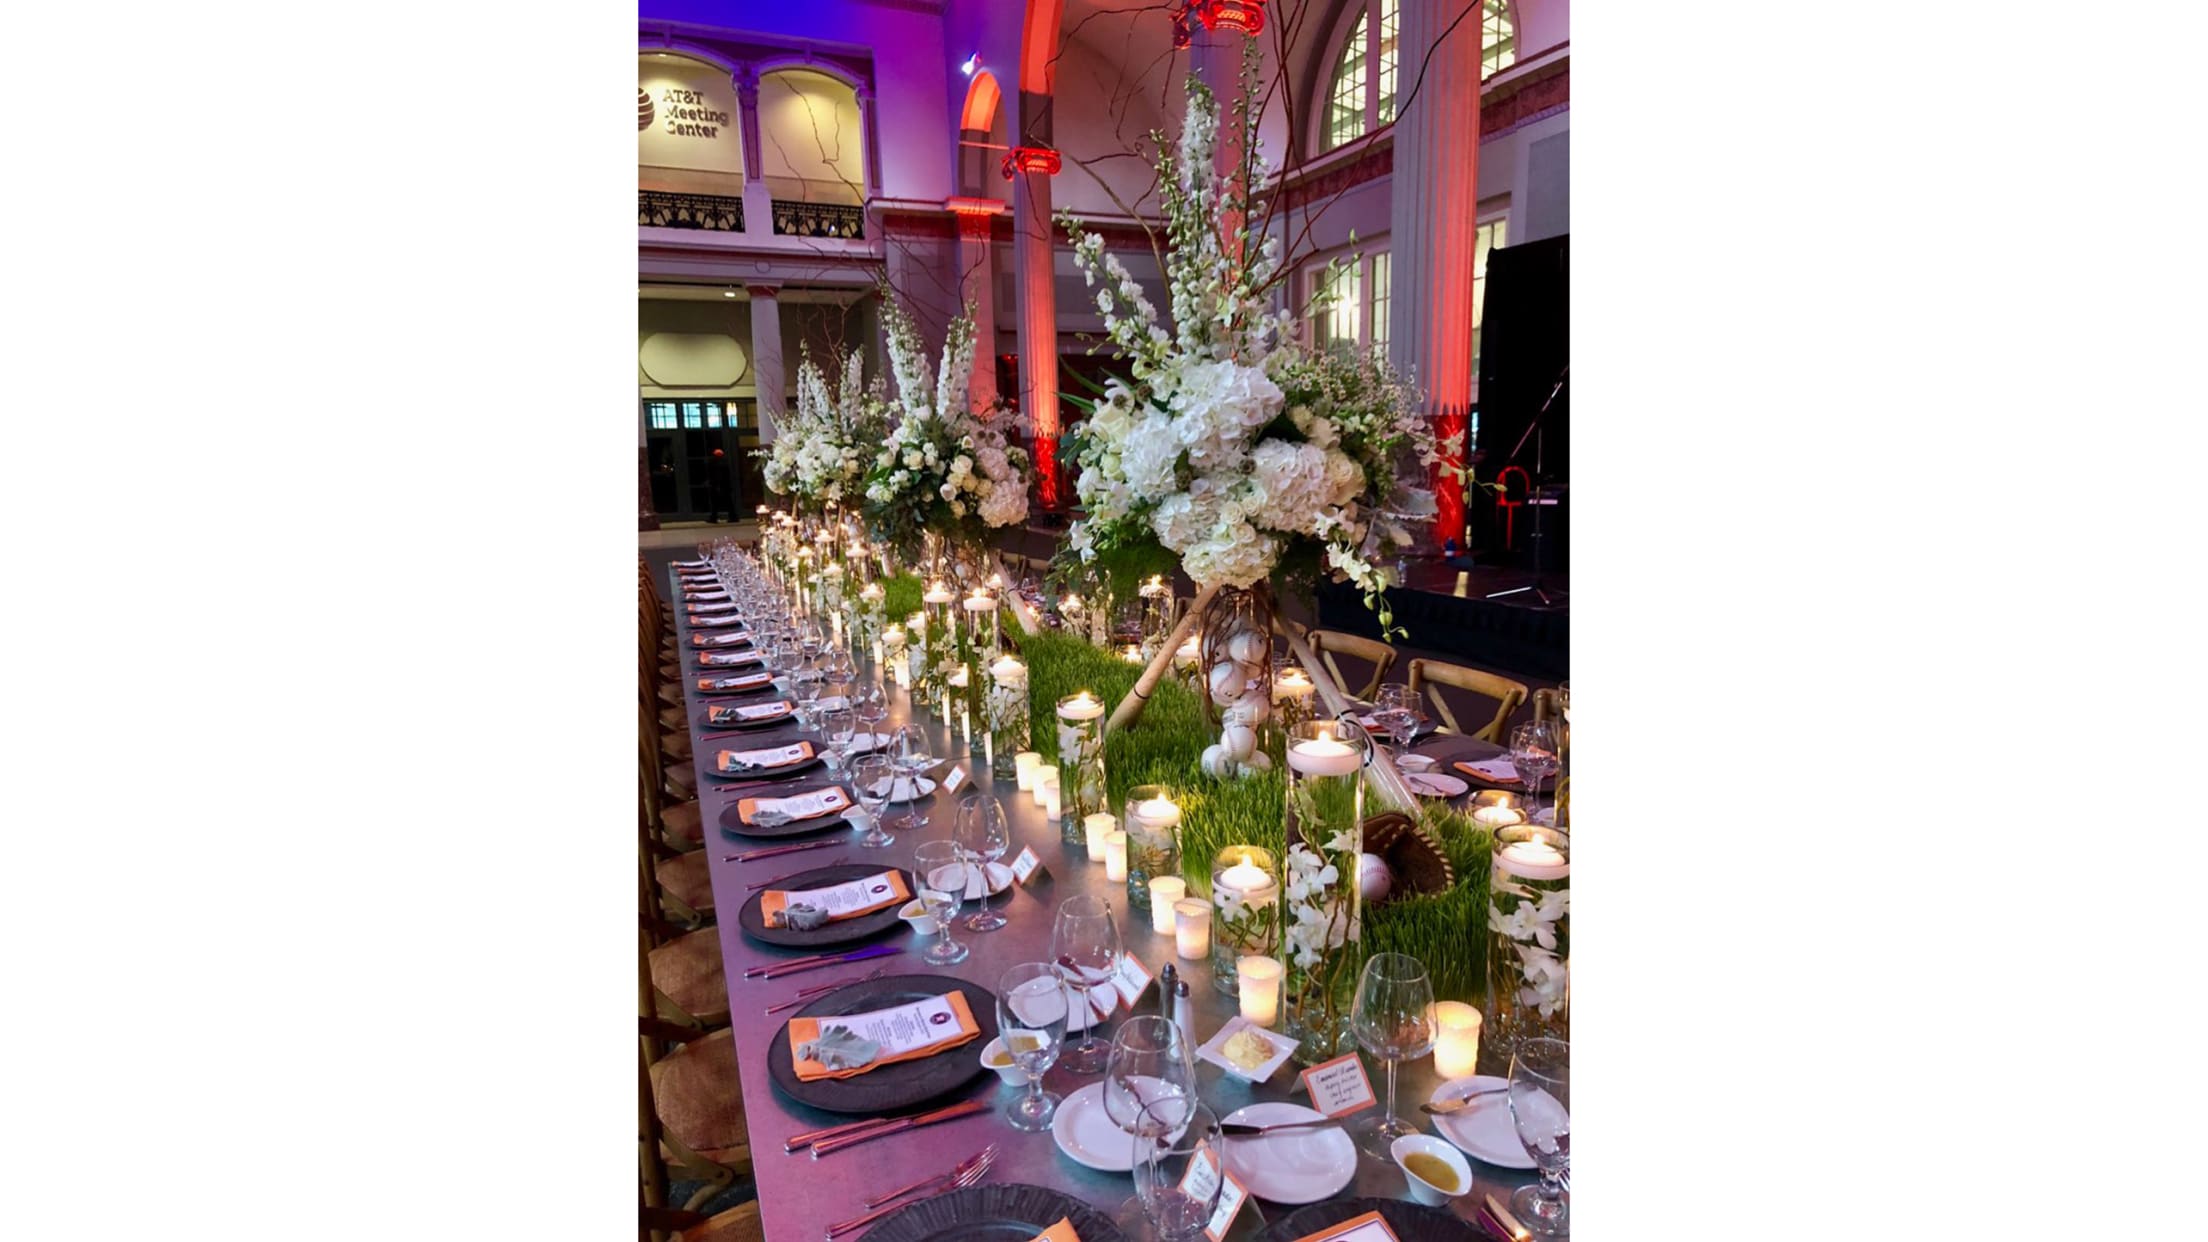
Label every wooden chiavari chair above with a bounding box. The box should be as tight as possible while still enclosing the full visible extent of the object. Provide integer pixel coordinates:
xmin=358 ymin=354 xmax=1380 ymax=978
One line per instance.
xmin=1300 ymin=627 xmax=1399 ymax=703
xmin=1405 ymin=657 xmax=1530 ymax=745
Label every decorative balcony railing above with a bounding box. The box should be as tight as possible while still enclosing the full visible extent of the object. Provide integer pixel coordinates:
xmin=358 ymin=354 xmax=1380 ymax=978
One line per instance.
xmin=638 ymin=190 xmax=745 ymax=232
xmin=771 ymin=199 xmax=865 ymax=240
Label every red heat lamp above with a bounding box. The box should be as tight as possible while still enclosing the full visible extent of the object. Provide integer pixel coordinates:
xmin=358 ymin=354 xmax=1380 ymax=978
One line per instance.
xmin=1000 ymin=146 xmax=1063 ymax=180
xmin=1201 ymin=0 xmax=1267 ymax=36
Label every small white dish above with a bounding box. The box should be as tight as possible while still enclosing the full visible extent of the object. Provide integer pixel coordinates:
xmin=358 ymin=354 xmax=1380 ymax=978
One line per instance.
xmin=898 ymin=899 xmax=938 ymax=937
xmin=1405 ymin=771 xmax=1469 ymax=798
xmin=1429 ymin=1075 xmax=1543 ymax=1169
xmin=1397 ymin=753 xmax=1438 ymax=773
xmin=867 ymin=775 xmax=938 ymax=804
xmin=1390 ymin=1133 xmax=1473 ymax=1206
xmin=1193 ymin=1016 xmax=1296 ymax=1084
xmin=978 ymin=1037 xmax=1026 ymax=1087
xmin=1218 ymin=1102 xmax=1357 ymax=1204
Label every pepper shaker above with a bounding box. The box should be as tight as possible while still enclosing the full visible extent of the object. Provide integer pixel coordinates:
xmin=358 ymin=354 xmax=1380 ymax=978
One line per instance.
xmin=1157 ymin=963 xmax=1178 ymax=1019
xmin=1172 ymin=979 xmax=1194 ymax=1046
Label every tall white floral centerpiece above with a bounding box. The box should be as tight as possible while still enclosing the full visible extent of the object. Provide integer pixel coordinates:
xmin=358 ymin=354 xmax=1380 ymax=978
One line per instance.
xmin=1057 ymin=75 xmax=1440 ymax=779
xmin=860 ymin=293 xmax=1031 ymax=567
xmin=762 ymin=349 xmax=890 ymax=515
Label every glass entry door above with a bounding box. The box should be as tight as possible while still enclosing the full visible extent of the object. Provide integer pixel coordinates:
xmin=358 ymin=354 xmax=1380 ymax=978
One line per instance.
xmin=643 ymin=398 xmax=760 ymax=520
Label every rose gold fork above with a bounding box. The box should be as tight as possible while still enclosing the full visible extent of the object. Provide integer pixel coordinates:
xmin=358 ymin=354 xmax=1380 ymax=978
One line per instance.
xmin=827 ymin=1146 xmax=996 ymax=1235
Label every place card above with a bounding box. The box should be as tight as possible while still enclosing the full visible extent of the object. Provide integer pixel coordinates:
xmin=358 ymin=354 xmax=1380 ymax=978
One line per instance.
xmin=1175 ymin=1145 xmax=1250 ymax=1242
xmin=1298 ymin=1052 xmax=1378 ymax=1119
xmin=1009 ymin=845 xmax=1048 ymax=887
xmin=1288 ymin=1210 xmax=1400 ymax=1242
xmin=943 ymin=765 xmax=968 ymax=794
xmin=1110 ymin=952 xmax=1156 ymax=1008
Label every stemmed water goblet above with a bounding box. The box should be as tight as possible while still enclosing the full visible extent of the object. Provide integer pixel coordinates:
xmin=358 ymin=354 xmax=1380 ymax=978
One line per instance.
xmin=956 ymin=793 xmax=1011 ymax=932
xmin=1050 ymin=895 xmax=1121 ymax=1075
xmin=995 ymin=961 xmax=1068 ymax=1131
xmin=1508 ymin=1036 xmax=1571 ymax=1236
xmin=1130 ymin=1100 xmax=1223 ymax=1242
xmin=1373 ymin=683 xmax=1422 ymax=766
xmin=852 ymin=680 xmax=889 ymax=754
xmin=1348 ymin=952 xmax=1436 ymax=1158
xmin=887 ymin=724 xmax=936 ymax=832
xmin=912 ymin=839 xmax=970 ymax=967
xmin=849 ymin=753 xmax=895 ymax=849
xmin=819 ymin=704 xmax=857 ymax=774
xmin=1510 ymin=720 xmax=1562 ymax=821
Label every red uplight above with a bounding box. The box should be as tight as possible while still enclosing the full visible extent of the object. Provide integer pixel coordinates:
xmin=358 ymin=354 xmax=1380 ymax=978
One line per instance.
xmin=1201 ymin=0 xmax=1267 ymax=36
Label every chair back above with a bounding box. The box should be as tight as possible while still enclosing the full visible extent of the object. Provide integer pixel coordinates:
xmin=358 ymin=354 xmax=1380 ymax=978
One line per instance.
xmin=1406 ymin=657 xmax=1530 ymax=744
xmin=1302 ymin=627 xmax=1399 ymax=702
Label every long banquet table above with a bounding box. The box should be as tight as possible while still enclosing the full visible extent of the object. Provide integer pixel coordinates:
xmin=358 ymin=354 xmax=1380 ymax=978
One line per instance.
xmin=669 ymin=567 xmax=1540 ymax=1240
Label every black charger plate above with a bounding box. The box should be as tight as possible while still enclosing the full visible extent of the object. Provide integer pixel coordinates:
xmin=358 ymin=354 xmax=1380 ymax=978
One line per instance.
xmin=704 ymin=751 xmax=823 ymax=784
xmin=716 ymin=786 xmax=855 ymax=839
xmin=856 ymin=1184 xmax=1127 ymax=1242
xmin=764 ymin=973 xmax=996 ymax=1115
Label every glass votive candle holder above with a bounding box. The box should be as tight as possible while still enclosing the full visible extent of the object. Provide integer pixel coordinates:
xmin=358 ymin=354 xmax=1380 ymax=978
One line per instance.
xmin=1015 ymin=752 xmax=1043 ymax=792
xmin=1148 ymin=877 xmax=1187 ymax=934
xmin=1237 ymin=955 xmax=1283 ymax=1027
xmin=1172 ymin=899 xmax=1211 ymax=961
xmin=1430 ymin=1001 xmax=1483 ymax=1079
xmin=1033 ymin=769 xmax=1059 ymax=810
xmin=1468 ymin=789 xmax=1528 ymax=829
xmin=1042 ymin=781 xmax=1062 ymax=824
xmin=1084 ymin=812 xmax=1115 ymax=863
xmin=1105 ymin=831 xmax=1129 ymax=881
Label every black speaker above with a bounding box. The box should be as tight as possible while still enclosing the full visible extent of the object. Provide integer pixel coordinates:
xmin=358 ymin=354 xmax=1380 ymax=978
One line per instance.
xmin=1470 ymin=233 xmax=1568 ymax=569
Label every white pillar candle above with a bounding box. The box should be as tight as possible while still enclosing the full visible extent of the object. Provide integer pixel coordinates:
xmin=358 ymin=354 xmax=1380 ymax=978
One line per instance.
xmin=1237 ymin=955 xmax=1283 ymax=1027
xmin=1015 ymin=752 xmax=1044 ymax=792
xmin=1084 ymin=812 xmax=1115 ymax=862
xmin=1105 ymin=831 xmax=1129 ymax=881
xmin=1149 ymin=877 xmax=1187 ymax=933
xmin=1172 ymin=899 xmax=1210 ymax=960
xmin=1431 ymin=1001 xmax=1483 ymax=1079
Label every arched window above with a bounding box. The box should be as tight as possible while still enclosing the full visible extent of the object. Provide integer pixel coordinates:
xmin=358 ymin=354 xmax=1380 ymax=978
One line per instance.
xmin=1320 ymin=0 xmax=1516 ymax=152
xmin=757 ymin=68 xmax=866 ymax=206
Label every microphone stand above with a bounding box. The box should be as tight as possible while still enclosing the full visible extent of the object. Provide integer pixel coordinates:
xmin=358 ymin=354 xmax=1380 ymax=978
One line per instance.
xmin=1486 ymin=365 xmax=1568 ymax=606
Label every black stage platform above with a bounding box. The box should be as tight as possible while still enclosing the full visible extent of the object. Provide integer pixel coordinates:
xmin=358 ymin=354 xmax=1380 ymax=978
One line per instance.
xmin=1316 ymin=558 xmax=1568 ymax=682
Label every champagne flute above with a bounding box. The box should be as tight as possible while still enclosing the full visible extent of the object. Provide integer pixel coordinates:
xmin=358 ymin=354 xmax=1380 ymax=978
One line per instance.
xmin=1050 ymin=894 xmax=1121 ymax=1075
xmin=1511 ymin=720 xmax=1562 ymax=821
xmin=1131 ymin=1101 xmax=1222 ymax=1242
xmin=995 ymin=962 xmax=1067 ymax=1131
xmin=913 ymin=839 xmax=969 ymax=966
xmin=850 ymin=753 xmax=894 ymax=849
xmin=888 ymin=724 xmax=936 ymax=832
xmin=1349 ymin=952 xmax=1436 ymax=1158
xmin=1508 ymin=1037 xmax=1571 ymax=1236
xmin=956 ymin=793 xmax=1012 ymax=932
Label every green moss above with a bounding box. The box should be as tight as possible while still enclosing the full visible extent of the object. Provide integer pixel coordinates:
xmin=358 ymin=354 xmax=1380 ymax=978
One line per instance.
xmin=1016 ymin=628 xmax=1499 ymax=1005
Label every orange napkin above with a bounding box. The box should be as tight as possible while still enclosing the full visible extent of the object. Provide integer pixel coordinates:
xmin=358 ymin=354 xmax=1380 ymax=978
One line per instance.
xmin=736 ymin=786 xmax=851 ymax=825
xmin=759 ymin=869 xmax=908 ymax=928
xmin=716 ymin=741 xmax=815 ymax=774
xmin=1455 ymin=760 xmax=1521 ymax=785
xmin=1292 ymin=1210 xmax=1400 ymax=1242
xmin=786 ymin=986 xmax=979 ymax=1082
xmin=1028 ymin=1219 xmax=1080 ymax=1242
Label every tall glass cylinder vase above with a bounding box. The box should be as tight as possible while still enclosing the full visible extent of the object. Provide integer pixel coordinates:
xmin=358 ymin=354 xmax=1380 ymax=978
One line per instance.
xmin=1054 ymin=692 xmax=1108 ymax=847
xmin=922 ymin=583 xmax=956 ymax=721
xmin=903 ymin=612 xmax=927 ymax=701
xmin=985 ymin=655 xmax=1029 ymax=782
xmin=1121 ymin=785 xmax=1181 ymax=913
xmin=1278 ymin=719 xmax=1369 ymax=1064
xmin=1209 ymin=845 xmax=1279 ymax=996
xmin=1484 ymin=825 xmax=1570 ymax=1071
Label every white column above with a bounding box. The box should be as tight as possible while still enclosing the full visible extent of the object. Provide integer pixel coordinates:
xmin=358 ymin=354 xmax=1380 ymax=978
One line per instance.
xmin=1387 ymin=0 xmax=1481 ymax=543
xmin=747 ymin=284 xmax=786 ymax=444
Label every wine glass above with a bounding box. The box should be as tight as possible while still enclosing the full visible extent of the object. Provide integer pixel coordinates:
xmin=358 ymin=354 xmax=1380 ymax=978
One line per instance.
xmin=1050 ymin=894 xmax=1121 ymax=1075
xmin=888 ymin=724 xmax=936 ymax=832
xmin=1105 ymin=1016 xmax=1200 ymax=1236
xmin=996 ymin=962 xmax=1068 ymax=1131
xmin=849 ymin=753 xmax=894 ymax=849
xmin=913 ymin=839 xmax=969 ymax=966
xmin=1131 ymin=1101 xmax=1222 ymax=1242
xmin=956 ymin=793 xmax=1012 ymax=933
xmin=1372 ymin=684 xmax=1421 ymax=765
xmin=1349 ymin=952 xmax=1436 ymax=1158
xmin=852 ymin=680 xmax=889 ymax=753
xmin=792 ymin=653 xmax=827 ymax=731
xmin=819 ymin=704 xmax=858 ymax=773
xmin=1511 ymin=720 xmax=1562 ymax=820
xmin=1508 ymin=1036 xmax=1571 ymax=1236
